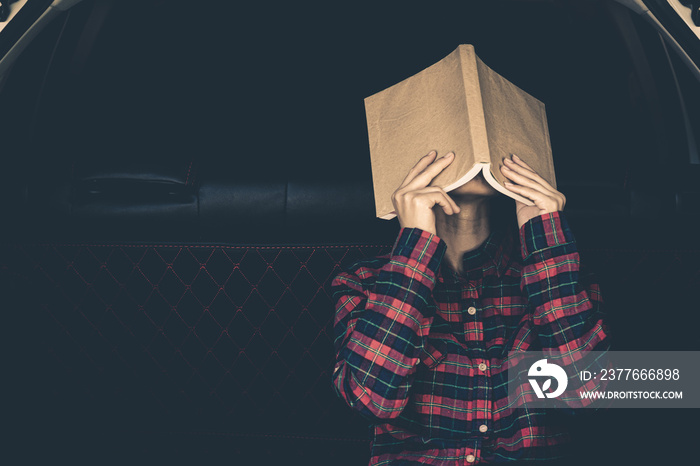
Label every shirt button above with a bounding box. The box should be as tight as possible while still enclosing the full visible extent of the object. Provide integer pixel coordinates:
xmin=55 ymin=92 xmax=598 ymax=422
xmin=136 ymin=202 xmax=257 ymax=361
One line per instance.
xmin=467 ymin=306 xmax=476 ymax=315
xmin=478 ymin=363 xmax=487 ymax=371
xmin=466 ymin=454 xmax=476 ymax=462
xmin=479 ymin=424 xmax=488 ymax=432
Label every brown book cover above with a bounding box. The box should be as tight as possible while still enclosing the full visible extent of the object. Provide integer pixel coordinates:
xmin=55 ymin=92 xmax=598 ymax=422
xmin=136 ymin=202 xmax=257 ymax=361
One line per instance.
xmin=365 ymin=44 xmax=556 ymax=219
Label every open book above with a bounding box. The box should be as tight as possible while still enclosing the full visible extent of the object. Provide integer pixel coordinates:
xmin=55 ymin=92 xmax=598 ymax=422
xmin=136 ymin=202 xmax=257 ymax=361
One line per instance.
xmin=364 ymin=44 xmax=556 ymax=220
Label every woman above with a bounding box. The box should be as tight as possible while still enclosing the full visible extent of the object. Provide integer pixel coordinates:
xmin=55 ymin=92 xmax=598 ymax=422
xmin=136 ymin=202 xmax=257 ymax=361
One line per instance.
xmin=331 ymin=151 xmax=610 ymax=465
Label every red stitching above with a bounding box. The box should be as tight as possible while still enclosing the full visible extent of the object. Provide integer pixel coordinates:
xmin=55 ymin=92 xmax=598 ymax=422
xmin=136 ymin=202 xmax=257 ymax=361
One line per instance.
xmin=6 ymin=243 xmax=393 ymax=250
xmin=4 ymin=243 xmax=699 ymax=254
xmin=140 ymin=430 xmax=368 ymax=442
xmin=184 ymin=161 xmax=193 ymax=186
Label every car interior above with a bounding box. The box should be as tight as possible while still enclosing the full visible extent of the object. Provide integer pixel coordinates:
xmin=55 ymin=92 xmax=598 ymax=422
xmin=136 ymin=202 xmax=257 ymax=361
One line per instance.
xmin=2 ymin=0 xmax=699 ymax=465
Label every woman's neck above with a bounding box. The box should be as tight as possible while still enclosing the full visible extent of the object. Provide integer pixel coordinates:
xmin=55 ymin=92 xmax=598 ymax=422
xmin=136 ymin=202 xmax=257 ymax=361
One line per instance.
xmin=434 ymin=197 xmax=492 ymax=275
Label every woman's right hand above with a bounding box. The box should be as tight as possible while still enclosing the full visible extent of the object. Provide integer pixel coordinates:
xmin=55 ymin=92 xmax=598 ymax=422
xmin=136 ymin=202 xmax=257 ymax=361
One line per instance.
xmin=391 ymin=151 xmax=461 ymax=235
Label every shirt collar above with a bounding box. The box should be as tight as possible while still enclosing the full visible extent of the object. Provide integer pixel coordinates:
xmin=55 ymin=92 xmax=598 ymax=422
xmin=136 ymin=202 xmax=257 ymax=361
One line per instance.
xmin=437 ymin=228 xmax=514 ymax=282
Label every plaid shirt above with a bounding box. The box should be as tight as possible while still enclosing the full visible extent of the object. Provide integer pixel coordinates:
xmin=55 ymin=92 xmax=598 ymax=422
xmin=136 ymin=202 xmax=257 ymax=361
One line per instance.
xmin=331 ymin=211 xmax=610 ymax=465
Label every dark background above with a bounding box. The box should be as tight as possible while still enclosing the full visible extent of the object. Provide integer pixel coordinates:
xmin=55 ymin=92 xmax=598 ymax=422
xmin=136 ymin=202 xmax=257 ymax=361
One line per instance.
xmin=1 ymin=0 xmax=699 ymax=465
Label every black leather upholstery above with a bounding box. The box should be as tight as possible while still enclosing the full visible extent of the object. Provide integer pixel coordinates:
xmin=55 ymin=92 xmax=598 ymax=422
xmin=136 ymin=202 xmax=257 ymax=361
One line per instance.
xmin=3 ymin=239 xmax=699 ymax=465
xmin=1 ymin=2 xmax=699 ymax=465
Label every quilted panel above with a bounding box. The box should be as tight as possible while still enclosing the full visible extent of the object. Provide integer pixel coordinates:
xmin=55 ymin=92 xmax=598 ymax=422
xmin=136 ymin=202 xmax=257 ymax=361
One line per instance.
xmin=3 ymin=243 xmax=699 ymax=441
xmin=2 ymin=243 xmax=390 ymax=436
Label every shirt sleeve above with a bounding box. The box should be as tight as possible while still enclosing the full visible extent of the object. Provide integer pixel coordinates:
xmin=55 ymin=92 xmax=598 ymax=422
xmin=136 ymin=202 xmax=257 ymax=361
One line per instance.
xmin=519 ymin=211 xmax=612 ymax=410
xmin=330 ymin=227 xmax=446 ymax=421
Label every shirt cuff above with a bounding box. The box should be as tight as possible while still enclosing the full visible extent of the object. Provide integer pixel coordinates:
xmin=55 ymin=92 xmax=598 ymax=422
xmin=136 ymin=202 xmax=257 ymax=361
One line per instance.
xmin=519 ymin=211 xmax=576 ymax=261
xmin=391 ymin=227 xmax=447 ymax=277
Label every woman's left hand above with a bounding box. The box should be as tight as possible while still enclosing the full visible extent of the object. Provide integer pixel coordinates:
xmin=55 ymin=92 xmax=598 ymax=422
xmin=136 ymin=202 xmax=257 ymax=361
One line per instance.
xmin=500 ymin=154 xmax=566 ymax=229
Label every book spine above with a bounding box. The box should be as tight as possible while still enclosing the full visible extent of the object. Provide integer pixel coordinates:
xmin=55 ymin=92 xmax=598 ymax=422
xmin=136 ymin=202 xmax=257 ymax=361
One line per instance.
xmin=539 ymin=102 xmax=557 ymax=189
xmin=458 ymin=45 xmax=490 ymax=165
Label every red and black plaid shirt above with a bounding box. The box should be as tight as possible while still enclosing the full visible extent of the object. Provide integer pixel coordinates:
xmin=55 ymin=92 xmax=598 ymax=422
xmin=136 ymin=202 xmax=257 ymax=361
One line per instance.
xmin=331 ymin=211 xmax=610 ymax=464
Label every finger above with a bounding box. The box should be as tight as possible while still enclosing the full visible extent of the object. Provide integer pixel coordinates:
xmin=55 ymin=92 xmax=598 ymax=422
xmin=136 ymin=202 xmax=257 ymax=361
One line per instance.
xmin=506 ymin=155 xmax=557 ymax=192
xmin=403 ymin=152 xmax=455 ymax=190
xmin=445 ymin=190 xmax=460 ymax=214
xmin=509 ymin=154 xmax=537 ymax=173
xmin=399 ymin=151 xmax=437 ymax=189
xmin=409 ymin=187 xmax=461 ymax=215
xmin=503 ymin=182 xmax=563 ymax=210
xmin=421 ymin=186 xmax=461 ymax=214
xmin=429 ymin=190 xmax=459 ymax=215
xmin=506 ymin=156 xmax=565 ymax=206
xmin=503 ymin=157 xmax=547 ymax=185
xmin=500 ymin=164 xmax=560 ymax=199
xmin=408 ymin=153 xmax=455 ymax=188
